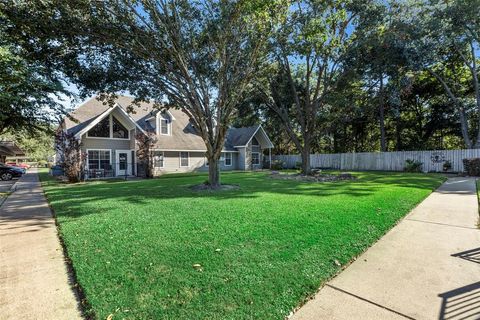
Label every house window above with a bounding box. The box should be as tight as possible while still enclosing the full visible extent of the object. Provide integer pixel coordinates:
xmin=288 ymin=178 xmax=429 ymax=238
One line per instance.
xmin=153 ymin=151 xmax=164 ymax=168
xmin=251 ymin=152 xmax=260 ymax=165
xmin=159 ymin=114 xmax=171 ymax=135
xmin=180 ymin=152 xmax=189 ymax=167
xmin=87 ymin=117 xmax=110 ymax=137
xmin=112 ymin=117 xmax=129 ymax=139
xmin=225 ymin=152 xmax=232 ymax=166
xmin=88 ymin=150 xmax=110 ymax=170
xmin=252 ymin=137 xmax=260 ymax=146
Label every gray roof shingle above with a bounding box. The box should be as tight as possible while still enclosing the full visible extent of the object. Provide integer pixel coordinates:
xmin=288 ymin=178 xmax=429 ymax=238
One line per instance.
xmin=62 ymin=96 xmax=264 ymax=152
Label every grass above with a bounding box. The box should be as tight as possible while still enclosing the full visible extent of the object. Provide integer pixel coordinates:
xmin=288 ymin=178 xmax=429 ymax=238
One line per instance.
xmin=39 ymin=169 xmax=445 ymax=320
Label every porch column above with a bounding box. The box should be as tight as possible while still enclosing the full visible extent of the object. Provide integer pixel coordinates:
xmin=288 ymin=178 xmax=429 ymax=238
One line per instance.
xmin=269 ymin=148 xmax=272 ymax=169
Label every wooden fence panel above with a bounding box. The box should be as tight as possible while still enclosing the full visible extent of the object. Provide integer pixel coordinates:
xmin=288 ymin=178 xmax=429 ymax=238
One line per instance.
xmin=274 ymin=149 xmax=480 ymax=172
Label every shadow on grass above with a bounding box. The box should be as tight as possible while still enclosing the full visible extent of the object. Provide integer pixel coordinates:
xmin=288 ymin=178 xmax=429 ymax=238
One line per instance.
xmin=37 ymin=170 xmax=446 ymax=220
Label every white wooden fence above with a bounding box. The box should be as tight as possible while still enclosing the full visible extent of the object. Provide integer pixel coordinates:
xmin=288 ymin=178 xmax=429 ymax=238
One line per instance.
xmin=274 ymin=149 xmax=480 ymax=172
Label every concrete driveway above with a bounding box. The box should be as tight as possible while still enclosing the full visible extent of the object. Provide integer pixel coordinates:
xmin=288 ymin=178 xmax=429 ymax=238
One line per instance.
xmin=292 ymin=177 xmax=480 ymax=320
xmin=0 ymin=169 xmax=83 ymax=319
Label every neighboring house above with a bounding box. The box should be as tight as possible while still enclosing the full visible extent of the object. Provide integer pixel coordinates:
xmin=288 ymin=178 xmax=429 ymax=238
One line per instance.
xmin=0 ymin=141 xmax=25 ymax=164
xmin=58 ymin=96 xmax=274 ymax=179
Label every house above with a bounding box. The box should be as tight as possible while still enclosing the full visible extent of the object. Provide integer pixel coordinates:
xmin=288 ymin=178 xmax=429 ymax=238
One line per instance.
xmin=0 ymin=141 xmax=25 ymax=164
xmin=58 ymin=96 xmax=274 ymax=179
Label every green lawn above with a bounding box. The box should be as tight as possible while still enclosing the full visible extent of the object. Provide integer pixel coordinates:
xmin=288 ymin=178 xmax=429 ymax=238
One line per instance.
xmin=39 ymin=170 xmax=444 ymax=320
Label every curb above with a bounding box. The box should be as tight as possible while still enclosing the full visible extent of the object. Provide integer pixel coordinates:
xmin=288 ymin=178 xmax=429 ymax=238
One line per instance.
xmin=0 ymin=178 xmax=20 ymax=208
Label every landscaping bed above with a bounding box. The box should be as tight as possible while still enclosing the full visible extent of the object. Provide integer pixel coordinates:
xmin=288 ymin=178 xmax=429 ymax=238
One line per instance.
xmin=270 ymin=170 xmax=356 ymax=182
xmin=39 ymin=169 xmax=444 ymax=319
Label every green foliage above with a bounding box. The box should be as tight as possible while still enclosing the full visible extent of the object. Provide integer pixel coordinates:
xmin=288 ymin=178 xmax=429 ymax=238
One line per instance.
xmin=54 ymin=131 xmax=84 ymax=183
xmin=271 ymin=160 xmax=284 ymax=170
xmin=1 ymin=128 xmax=54 ymax=161
xmin=462 ymin=158 xmax=480 ymax=176
xmin=404 ymin=159 xmax=423 ymax=172
xmin=39 ymin=170 xmax=444 ymax=319
xmin=0 ymin=10 xmax=69 ymax=136
xmin=443 ymin=160 xmax=452 ymax=171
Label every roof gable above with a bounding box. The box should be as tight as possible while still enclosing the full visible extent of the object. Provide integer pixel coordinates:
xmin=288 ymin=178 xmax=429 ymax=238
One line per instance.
xmin=63 ymin=96 xmax=273 ymax=150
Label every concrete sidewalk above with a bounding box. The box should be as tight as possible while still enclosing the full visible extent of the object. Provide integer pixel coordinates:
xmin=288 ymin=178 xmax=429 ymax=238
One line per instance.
xmin=0 ymin=169 xmax=82 ymax=319
xmin=292 ymin=177 xmax=480 ymax=320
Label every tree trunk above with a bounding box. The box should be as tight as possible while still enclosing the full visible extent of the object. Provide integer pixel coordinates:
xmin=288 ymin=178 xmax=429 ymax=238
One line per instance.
xmin=379 ymin=76 xmax=387 ymax=152
xmin=459 ymin=107 xmax=473 ymax=149
xmin=428 ymin=68 xmax=473 ymax=149
xmin=470 ymin=45 xmax=480 ymax=148
xmin=301 ymin=143 xmax=311 ymax=175
xmin=395 ymin=115 xmax=402 ymax=151
xmin=208 ymin=157 xmax=221 ymax=188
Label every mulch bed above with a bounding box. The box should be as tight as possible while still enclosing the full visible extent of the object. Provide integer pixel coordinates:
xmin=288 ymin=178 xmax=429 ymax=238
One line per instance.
xmin=269 ymin=171 xmax=356 ymax=182
xmin=189 ymin=184 xmax=240 ymax=191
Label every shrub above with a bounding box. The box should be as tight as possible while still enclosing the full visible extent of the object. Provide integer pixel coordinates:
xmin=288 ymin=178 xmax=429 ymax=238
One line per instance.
xmin=55 ymin=131 xmax=85 ymax=182
xmin=443 ymin=160 xmax=452 ymax=172
xmin=271 ymin=160 xmax=284 ymax=170
xmin=404 ymin=159 xmax=423 ymax=172
xmin=462 ymin=158 xmax=480 ymax=176
xmin=295 ymin=161 xmax=302 ymax=169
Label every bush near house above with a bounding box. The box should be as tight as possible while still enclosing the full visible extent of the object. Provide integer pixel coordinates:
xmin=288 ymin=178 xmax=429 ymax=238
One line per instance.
xmin=462 ymin=158 xmax=480 ymax=176
xmin=404 ymin=159 xmax=423 ymax=172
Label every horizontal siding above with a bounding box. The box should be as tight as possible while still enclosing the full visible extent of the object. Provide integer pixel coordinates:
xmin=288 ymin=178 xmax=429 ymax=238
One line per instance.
xmin=81 ymin=134 xmax=133 ymax=153
xmin=153 ymin=151 xmax=239 ymax=175
xmin=274 ymin=149 xmax=480 ymax=172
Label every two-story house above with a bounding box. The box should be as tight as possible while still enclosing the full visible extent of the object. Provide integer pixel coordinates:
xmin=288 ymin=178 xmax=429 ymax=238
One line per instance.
xmin=59 ymin=96 xmax=273 ymax=179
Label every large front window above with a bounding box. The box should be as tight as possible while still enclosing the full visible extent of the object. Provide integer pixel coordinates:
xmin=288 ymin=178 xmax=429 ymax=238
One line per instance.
xmin=87 ymin=115 xmax=130 ymax=139
xmin=112 ymin=117 xmax=129 ymax=139
xmin=88 ymin=150 xmax=111 ymax=170
xmin=88 ymin=117 xmax=110 ymax=137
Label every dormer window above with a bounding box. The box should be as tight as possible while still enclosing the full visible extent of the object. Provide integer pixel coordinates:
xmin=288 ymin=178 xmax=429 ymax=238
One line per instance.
xmin=159 ymin=113 xmax=171 ymax=135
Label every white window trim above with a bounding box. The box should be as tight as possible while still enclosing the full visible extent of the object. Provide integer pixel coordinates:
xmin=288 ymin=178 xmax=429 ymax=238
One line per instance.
xmin=179 ymin=152 xmax=189 ymax=167
xmin=251 ymin=152 xmax=260 ymax=165
xmin=225 ymin=152 xmax=232 ymax=166
xmin=86 ymin=114 xmax=130 ymax=140
xmin=154 ymin=151 xmax=165 ymax=168
xmin=158 ymin=115 xmax=172 ymax=136
xmin=86 ymin=149 xmax=112 ymax=170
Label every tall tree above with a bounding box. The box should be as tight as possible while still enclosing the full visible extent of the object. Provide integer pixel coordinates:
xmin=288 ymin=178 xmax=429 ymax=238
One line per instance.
xmin=398 ymin=0 xmax=480 ymax=148
xmin=2 ymin=0 xmax=286 ymax=187
xmin=350 ymin=1 xmax=407 ymax=151
xmin=259 ymin=0 xmax=367 ymax=174
xmin=0 ymin=11 xmax=68 ymax=136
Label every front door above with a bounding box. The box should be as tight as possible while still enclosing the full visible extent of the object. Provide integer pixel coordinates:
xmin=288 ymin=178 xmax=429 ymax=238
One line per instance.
xmin=116 ymin=150 xmax=132 ymax=176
